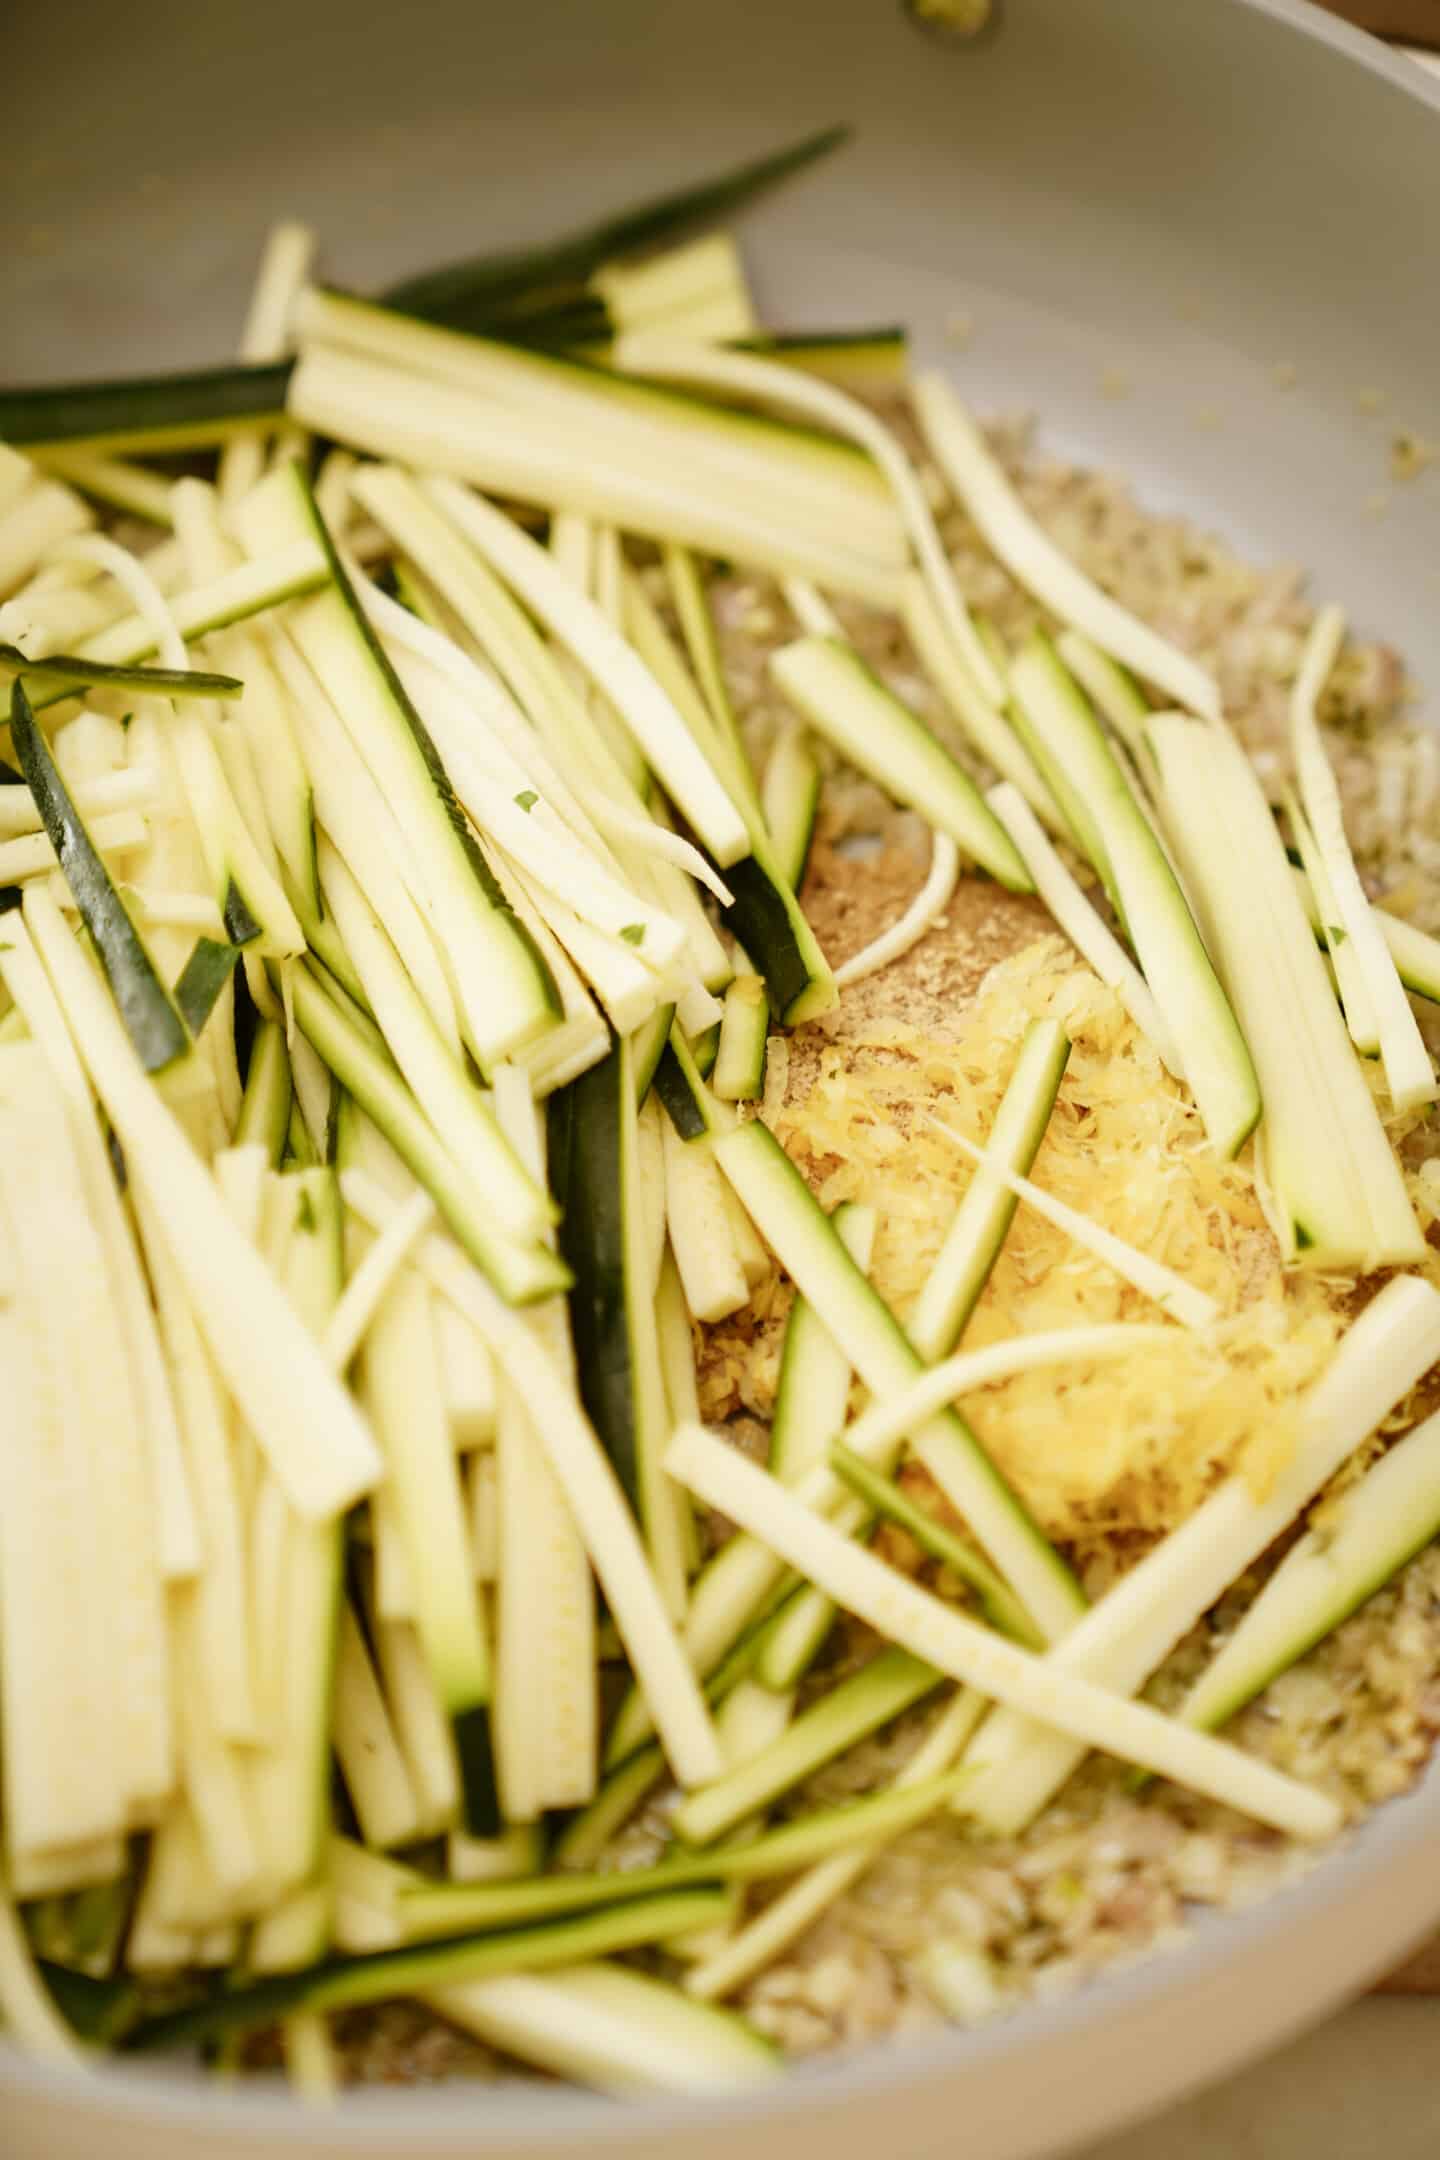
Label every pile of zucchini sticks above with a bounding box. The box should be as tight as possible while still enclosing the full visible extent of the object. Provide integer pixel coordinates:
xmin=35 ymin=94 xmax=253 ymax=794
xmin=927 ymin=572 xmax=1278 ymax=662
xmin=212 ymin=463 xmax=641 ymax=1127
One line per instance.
xmin=2 ymin=125 xmax=1440 ymax=2099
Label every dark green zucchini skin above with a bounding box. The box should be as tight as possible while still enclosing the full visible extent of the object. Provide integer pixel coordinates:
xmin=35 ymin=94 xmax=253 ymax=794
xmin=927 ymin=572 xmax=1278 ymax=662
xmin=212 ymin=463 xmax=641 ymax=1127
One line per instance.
xmin=1 ymin=644 xmax=241 ymax=706
xmin=0 ymin=362 xmax=293 ymax=449
xmin=550 ymin=1040 xmax=642 ymax=1513
xmin=8 ymin=680 xmax=189 ymax=1072
xmin=378 ymin=126 xmax=848 ymax=331
xmin=173 ymin=936 xmax=240 ymax=1037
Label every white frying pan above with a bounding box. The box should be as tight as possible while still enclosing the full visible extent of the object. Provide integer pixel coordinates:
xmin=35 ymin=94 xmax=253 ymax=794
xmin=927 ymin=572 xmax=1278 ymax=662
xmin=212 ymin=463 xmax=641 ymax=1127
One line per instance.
xmin=5 ymin=2 xmax=1440 ymax=2153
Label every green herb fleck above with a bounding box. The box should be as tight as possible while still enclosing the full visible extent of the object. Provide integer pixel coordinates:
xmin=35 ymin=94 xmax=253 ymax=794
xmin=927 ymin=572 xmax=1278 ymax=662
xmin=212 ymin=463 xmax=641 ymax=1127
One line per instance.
xmin=620 ymin=923 xmax=646 ymax=946
xmin=515 ymin=790 xmax=539 ymax=813
xmin=1328 ymin=925 xmax=1347 ymax=946
xmin=295 ymin=1187 xmax=317 ymax=1233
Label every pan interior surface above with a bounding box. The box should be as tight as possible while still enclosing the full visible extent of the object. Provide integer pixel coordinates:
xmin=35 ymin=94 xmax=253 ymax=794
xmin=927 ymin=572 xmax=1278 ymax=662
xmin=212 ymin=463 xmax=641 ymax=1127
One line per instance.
xmin=4 ymin=3 xmax=1440 ymax=2156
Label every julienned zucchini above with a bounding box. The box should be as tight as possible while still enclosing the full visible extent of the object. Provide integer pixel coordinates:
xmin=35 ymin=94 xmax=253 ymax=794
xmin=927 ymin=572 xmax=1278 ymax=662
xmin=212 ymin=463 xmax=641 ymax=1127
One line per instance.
xmin=1290 ymin=863 xmax=1440 ymax=1008
xmin=125 ymin=1889 xmax=732 ymax=2050
xmin=711 ymin=1117 xmax=1084 ymax=1643
xmin=0 ymin=361 xmax=292 ymax=454
xmin=430 ymin=1959 xmax=780 ymax=2094
xmin=8 ymin=682 xmax=189 ymax=1074
xmin=0 ymin=644 xmax=241 ymax=708
xmin=28 ymin=543 xmax=332 ymax=714
xmin=233 ymin=464 xmax=560 ymax=1069
xmin=550 ymin=1034 xmax=684 ymax=1605
xmin=172 ymin=938 xmax=240 ymax=1039
xmin=377 ymin=126 xmax=848 ymax=327
xmin=711 ymin=975 xmax=769 ymax=1102
xmin=290 ymin=964 xmax=569 ymax=1306
xmin=769 ymin=1200 xmax=876 ymax=1484
xmin=1148 ymin=716 xmax=1424 ymax=1269
xmin=235 ymin=1019 xmax=293 ymax=1167
xmin=907 ymin=1018 xmax=1069 ymax=1361
xmin=736 ymin=328 xmax=908 ymax=393
xmin=1180 ymin=1406 xmax=1440 ymax=1736
xmin=761 ymin=721 xmax=821 ymax=893
xmin=769 ymin=636 xmax=1031 ymax=891
xmin=1008 ymin=635 xmax=1260 ymax=1161
xmin=670 ymin=1647 xmax=942 ymax=1848
xmin=401 ymin=1758 xmax=969 ymax=1942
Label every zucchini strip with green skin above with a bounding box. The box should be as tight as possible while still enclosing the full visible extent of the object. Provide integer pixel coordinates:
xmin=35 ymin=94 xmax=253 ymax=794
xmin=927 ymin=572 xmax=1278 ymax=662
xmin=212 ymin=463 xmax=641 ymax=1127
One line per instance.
xmin=551 ymin=1035 xmax=687 ymax=1612
xmin=342 ymin=1168 xmax=723 ymax=1789
xmin=616 ymin=334 xmax=1004 ymax=704
xmin=402 ymin=1766 xmax=970 ymax=1945
xmin=1148 ymin=715 xmax=1423 ymax=1267
xmin=711 ymin=974 xmax=769 ymax=1102
xmin=912 ymin=373 xmax=1221 ymax=720
xmin=1178 ymin=1405 xmax=1440 ymax=1736
xmin=665 ymin=1425 xmax=1341 ymax=1842
xmin=429 ymin=1960 xmax=779 ymax=2094
xmin=235 ymin=1019 xmax=292 ymax=1167
xmin=25 ymin=885 xmax=381 ymax=1521
xmin=1008 ymin=634 xmax=1259 ymax=1159
xmin=956 ymin=1273 xmax=1440 ymax=1836
xmin=760 ymin=720 xmax=821 ymax=893
xmin=387 ymin=473 xmax=748 ymax=868
xmin=125 ymin=1889 xmax=732 ymax=2050
xmin=0 ymin=361 xmax=293 ymax=455
xmin=378 ymin=125 xmax=848 ymax=325
xmin=712 ymin=1117 xmax=1084 ymax=1641
xmin=234 ymin=464 xmax=560 ymax=1068
xmin=0 ymin=643 xmax=240 ymax=706
xmin=288 ymin=347 xmax=904 ymax=604
xmin=770 ymin=637 xmax=1030 ymax=891
xmin=172 ymin=938 xmax=239 ymax=1038
xmin=1290 ymin=862 xmax=1440 ymax=1006
xmin=25 ymin=542 xmax=331 ymax=713
xmin=291 ymin=966 xmax=569 ymax=1307
xmin=9 ymin=682 xmax=188 ymax=1073
xmin=671 ymin=1648 xmax=943 ymax=1848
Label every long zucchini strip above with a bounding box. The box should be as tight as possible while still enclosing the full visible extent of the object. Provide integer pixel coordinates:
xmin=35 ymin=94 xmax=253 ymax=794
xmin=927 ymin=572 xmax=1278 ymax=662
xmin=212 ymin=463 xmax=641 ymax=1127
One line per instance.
xmin=291 ymin=965 xmax=566 ymax=1305
xmin=287 ymin=346 xmax=904 ymax=604
xmin=10 ymin=682 xmax=188 ymax=1072
xmin=712 ymin=1118 xmax=1083 ymax=1641
xmin=169 ymin=480 xmax=320 ymax=918
xmin=318 ymin=840 xmax=551 ymax=1239
xmin=489 ymin=1063 xmax=599 ymax=1816
xmin=899 ymin=575 xmax=1065 ymax=830
xmin=617 ymin=334 xmax=1004 ymax=703
xmin=378 ymin=125 xmax=846 ymax=325
xmin=988 ymin=782 xmax=1182 ymax=1075
xmin=237 ymin=464 xmax=560 ymax=1067
xmin=365 ymin=470 xmax=747 ymax=868
xmin=343 ymin=1169 xmax=721 ymax=1788
xmin=770 ymin=637 xmax=1029 ymax=891
xmin=1288 ymin=607 xmax=1435 ymax=1112
xmin=1007 ymin=634 xmax=1258 ymax=1157
xmin=912 ymin=373 xmax=1221 ymax=720
xmin=1149 ymin=715 xmax=1424 ymax=1268
xmin=1178 ymin=1405 xmax=1440 ymax=1737
xmin=685 ymin=1687 xmax=983 ymax=2004
xmin=26 ymin=886 xmax=381 ymax=1520
xmin=0 ymin=362 xmax=293 ymax=456
xmin=0 ymin=917 xmax=199 ymax=1579
xmin=957 ymin=1273 xmax=1440 ymax=1835
xmin=666 ymin=1425 xmax=1339 ymax=1842
xmin=127 ymin=1889 xmax=730 ymax=2050
xmin=300 ymin=292 xmax=903 ymax=559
